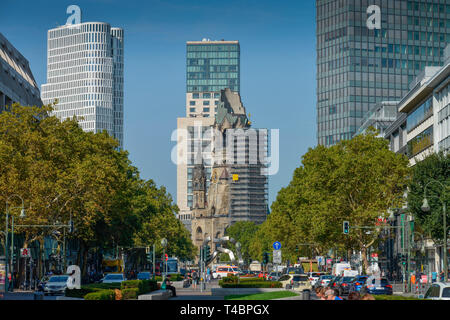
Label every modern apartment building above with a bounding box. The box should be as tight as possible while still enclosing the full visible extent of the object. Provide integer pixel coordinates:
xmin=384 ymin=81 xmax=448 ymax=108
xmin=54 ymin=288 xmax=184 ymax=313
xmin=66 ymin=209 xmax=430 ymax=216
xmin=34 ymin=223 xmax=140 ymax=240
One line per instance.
xmin=0 ymin=32 xmax=42 ymax=110
xmin=41 ymin=22 xmax=124 ymax=148
xmin=316 ymin=0 xmax=450 ymax=146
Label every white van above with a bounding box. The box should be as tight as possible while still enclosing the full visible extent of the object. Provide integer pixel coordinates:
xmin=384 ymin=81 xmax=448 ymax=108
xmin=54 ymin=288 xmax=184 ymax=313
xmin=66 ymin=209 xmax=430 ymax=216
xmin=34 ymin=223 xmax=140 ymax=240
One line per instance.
xmin=332 ymin=262 xmax=352 ymax=276
xmin=212 ymin=265 xmax=241 ymax=279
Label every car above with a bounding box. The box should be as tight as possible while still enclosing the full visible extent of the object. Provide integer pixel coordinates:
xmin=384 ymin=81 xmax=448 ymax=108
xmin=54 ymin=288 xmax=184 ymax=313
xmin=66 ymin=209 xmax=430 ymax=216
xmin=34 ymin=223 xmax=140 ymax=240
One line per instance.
xmin=348 ymin=275 xmax=369 ymax=294
xmin=43 ymin=275 xmax=70 ymax=295
xmin=101 ymin=273 xmax=126 ymax=283
xmin=212 ymin=266 xmax=241 ymax=279
xmin=267 ymin=271 xmax=281 ymax=281
xmin=314 ymin=275 xmax=334 ymax=289
xmin=361 ymin=276 xmax=393 ymax=295
xmin=137 ymin=272 xmax=151 ymax=280
xmin=424 ymin=282 xmax=450 ymax=300
xmin=308 ymin=272 xmax=324 ymax=286
xmin=329 ymin=275 xmax=342 ymax=289
xmin=279 ymin=274 xmax=312 ymax=292
xmin=336 ymin=276 xmax=356 ymax=296
xmin=285 ymin=267 xmax=304 ymax=275
xmin=37 ymin=276 xmax=50 ymax=292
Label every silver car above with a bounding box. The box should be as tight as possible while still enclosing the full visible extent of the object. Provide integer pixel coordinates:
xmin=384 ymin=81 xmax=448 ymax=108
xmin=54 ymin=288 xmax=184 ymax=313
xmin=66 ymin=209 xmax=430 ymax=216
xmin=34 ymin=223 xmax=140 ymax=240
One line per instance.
xmin=44 ymin=275 xmax=70 ymax=295
xmin=424 ymin=282 xmax=450 ymax=300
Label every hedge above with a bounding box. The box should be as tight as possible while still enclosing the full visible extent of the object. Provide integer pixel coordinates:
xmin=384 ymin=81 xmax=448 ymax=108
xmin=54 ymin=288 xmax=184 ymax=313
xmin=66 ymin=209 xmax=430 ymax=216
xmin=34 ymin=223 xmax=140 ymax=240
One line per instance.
xmin=84 ymin=289 xmax=116 ymax=300
xmin=154 ymin=274 xmax=184 ymax=282
xmin=219 ymin=280 xmax=282 ymax=288
xmin=121 ymin=288 xmax=140 ymax=300
xmin=65 ymin=283 xmax=122 ymax=298
xmin=121 ymin=279 xmax=158 ymax=295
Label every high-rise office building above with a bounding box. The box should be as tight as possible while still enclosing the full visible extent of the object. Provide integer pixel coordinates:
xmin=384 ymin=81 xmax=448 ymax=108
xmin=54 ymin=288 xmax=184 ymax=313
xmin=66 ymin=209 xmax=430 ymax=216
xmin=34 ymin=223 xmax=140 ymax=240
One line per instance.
xmin=177 ymin=40 xmax=240 ymax=231
xmin=41 ymin=22 xmax=124 ymax=148
xmin=316 ymin=0 xmax=450 ymax=146
xmin=0 ymin=32 xmax=42 ymax=110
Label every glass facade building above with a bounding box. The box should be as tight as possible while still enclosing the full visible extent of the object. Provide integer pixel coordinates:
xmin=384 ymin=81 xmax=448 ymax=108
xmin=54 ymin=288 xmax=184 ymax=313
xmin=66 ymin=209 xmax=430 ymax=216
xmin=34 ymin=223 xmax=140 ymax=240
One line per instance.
xmin=316 ymin=0 xmax=450 ymax=146
xmin=41 ymin=22 xmax=124 ymax=149
xmin=186 ymin=40 xmax=240 ymax=93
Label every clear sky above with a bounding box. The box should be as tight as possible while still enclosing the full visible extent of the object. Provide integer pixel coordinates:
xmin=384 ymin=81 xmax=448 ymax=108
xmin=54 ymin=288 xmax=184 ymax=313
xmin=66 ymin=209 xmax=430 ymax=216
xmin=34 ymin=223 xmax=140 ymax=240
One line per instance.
xmin=1 ymin=0 xmax=317 ymax=208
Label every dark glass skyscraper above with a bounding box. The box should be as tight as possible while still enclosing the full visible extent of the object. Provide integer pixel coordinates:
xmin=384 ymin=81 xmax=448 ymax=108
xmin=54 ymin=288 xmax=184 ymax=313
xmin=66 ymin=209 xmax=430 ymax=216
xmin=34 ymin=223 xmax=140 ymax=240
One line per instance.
xmin=316 ymin=0 xmax=450 ymax=146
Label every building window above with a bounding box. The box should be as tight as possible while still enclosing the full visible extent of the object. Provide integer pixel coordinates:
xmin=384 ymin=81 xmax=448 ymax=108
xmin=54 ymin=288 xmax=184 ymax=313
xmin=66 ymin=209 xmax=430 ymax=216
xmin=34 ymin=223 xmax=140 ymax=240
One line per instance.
xmin=214 ymin=93 xmax=220 ymax=98
xmin=203 ymin=108 xmax=210 ymax=113
xmin=203 ymin=100 xmax=210 ymax=106
xmin=190 ymin=101 xmax=196 ymax=106
xmin=203 ymin=93 xmax=211 ymax=99
xmin=190 ymin=107 xmax=196 ymax=112
xmin=193 ymin=93 xmax=199 ymax=99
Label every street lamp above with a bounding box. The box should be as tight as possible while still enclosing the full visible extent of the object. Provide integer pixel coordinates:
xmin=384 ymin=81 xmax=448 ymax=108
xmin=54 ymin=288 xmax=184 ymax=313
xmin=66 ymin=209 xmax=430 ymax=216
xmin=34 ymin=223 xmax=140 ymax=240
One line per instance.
xmin=4 ymin=194 xmax=25 ymax=293
xmin=421 ymin=179 xmax=448 ymax=283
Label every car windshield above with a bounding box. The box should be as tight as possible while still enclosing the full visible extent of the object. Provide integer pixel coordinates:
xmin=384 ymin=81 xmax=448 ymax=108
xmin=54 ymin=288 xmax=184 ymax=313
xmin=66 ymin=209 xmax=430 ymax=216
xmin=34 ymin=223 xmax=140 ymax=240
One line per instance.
xmin=343 ymin=277 xmax=354 ymax=282
xmin=312 ymin=273 xmax=321 ymax=277
xmin=105 ymin=274 xmax=123 ymax=280
xmin=321 ymin=275 xmax=333 ymax=279
xmin=293 ymin=276 xmax=309 ymax=282
xmin=49 ymin=276 xmax=69 ymax=282
xmin=442 ymin=288 xmax=450 ymax=298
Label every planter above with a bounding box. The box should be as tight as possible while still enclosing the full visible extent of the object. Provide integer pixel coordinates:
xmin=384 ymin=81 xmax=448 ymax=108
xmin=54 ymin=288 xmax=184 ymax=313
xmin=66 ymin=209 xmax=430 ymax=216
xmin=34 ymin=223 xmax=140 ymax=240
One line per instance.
xmin=211 ymin=288 xmax=288 ymax=296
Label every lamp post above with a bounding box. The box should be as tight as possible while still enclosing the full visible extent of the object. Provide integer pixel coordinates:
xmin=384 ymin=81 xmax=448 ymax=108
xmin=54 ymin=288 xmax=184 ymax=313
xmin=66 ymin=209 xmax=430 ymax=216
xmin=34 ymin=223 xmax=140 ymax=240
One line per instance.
xmin=4 ymin=194 xmax=25 ymax=293
xmin=421 ymin=180 xmax=448 ymax=283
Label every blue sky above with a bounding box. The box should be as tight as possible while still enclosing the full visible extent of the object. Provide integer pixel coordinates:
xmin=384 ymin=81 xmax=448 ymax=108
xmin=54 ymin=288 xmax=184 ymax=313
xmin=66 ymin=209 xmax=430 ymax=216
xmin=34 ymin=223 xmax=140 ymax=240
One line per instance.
xmin=1 ymin=0 xmax=317 ymax=207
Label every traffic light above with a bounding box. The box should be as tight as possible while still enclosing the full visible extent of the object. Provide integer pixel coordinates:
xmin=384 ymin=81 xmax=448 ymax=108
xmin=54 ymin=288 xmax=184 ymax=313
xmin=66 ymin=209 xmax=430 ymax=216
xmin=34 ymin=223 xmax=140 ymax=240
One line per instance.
xmin=203 ymin=245 xmax=211 ymax=262
xmin=343 ymin=221 xmax=350 ymax=234
xmin=69 ymin=220 xmax=74 ymax=233
xmin=262 ymin=252 xmax=269 ymax=265
xmin=146 ymin=252 xmax=152 ymax=263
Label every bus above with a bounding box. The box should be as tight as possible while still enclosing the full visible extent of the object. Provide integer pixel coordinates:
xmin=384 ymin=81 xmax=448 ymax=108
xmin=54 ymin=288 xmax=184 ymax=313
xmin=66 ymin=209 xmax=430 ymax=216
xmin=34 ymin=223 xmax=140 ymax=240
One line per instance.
xmin=166 ymin=257 xmax=179 ymax=274
xmin=102 ymin=259 xmax=124 ymax=274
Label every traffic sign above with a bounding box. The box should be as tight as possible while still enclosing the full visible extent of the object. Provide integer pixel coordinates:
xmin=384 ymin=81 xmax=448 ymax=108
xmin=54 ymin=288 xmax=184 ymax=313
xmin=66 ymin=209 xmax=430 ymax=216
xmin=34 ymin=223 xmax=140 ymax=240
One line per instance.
xmin=273 ymin=250 xmax=281 ymax=264
xmin=20 ymin=248 xmax=30 ymax=258
xmin=273 ymin=241 xmax=281 ymax=250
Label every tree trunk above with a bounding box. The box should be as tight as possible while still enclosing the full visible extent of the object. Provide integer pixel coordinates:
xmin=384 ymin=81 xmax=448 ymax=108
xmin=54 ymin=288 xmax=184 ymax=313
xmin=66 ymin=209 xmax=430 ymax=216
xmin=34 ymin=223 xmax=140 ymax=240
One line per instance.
xmin=361 ymin=247 xmax=369 ymax=275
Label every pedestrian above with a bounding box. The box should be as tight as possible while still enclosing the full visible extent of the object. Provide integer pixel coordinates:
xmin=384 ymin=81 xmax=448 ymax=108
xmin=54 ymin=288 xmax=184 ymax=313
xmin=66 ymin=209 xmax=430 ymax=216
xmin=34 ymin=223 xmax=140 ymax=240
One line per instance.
xmin=206 ymin=268 xmax=211 ymax=283
xmin=360 ymin=293 xmax=375 ymax=300
xmin=192 ymin=270 xmax=198 ymax=289
xmin=163 ymin=274 xmax=177 ymax=297
xmin=347 ymin=292 xmax=360 ymax=300
xmin=325 ymin=288 xmax=343 ymax=300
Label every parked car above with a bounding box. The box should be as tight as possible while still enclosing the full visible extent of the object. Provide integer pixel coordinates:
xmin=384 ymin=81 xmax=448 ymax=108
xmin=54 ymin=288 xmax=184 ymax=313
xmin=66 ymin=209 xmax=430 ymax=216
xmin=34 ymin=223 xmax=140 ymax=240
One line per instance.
xmin=137 ymin=272 xmax=152 ymax=280
xmin=361 ymin=276 xmax=393 ymax=295
xmin=314 ymin=275 xmax=334 ymax=289
xmin=101 ymin=273 xmax=126 ymax=283
xmin=424 ymin=282 xmax=450 ymax=300
xmin=348 ymin=275 xmax=369 ymax=294
xmin=43 ymin=275 xmax=70 ymax=295
xmin=336 ymin=276 xmax=356 ymax=296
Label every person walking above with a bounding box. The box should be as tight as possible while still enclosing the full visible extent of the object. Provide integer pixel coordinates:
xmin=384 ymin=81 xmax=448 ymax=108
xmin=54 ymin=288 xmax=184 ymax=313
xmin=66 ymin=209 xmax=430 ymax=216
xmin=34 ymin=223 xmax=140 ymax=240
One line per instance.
xmin=192 ymin=270 xmax=199 ymax=289
xmin=325 ymin=288 xmax=343 ymax=300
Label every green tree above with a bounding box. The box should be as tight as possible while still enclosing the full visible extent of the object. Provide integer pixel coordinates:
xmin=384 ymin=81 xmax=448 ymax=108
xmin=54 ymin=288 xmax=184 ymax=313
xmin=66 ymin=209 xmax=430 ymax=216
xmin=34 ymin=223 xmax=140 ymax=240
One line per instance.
xmin=258 ymin=129 xmax=410 ymax=271
xmin=407 ymin=152 xmax=449 ymax=244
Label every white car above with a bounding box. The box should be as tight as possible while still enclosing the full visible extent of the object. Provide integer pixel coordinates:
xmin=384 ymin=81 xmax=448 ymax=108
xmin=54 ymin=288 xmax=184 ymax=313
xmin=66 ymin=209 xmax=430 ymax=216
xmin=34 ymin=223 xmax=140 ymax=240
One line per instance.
xmin=424 ymin=282 xmax=450 ymax=300
xmin=101 ymin=273 xmax=126 ymax=283
xmin=213 ymin=266 xmax=241 ymax=279
xmin=44 ymin=275 xmax=70 ymax=295
xmin=307 ymin=272 xmax=324 ymax=286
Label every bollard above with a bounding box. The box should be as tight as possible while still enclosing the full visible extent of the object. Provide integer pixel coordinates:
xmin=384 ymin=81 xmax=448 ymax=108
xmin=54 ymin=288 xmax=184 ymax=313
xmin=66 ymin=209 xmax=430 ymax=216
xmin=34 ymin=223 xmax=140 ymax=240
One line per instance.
xmin=302 ymin=290 xmax=310 ymax=300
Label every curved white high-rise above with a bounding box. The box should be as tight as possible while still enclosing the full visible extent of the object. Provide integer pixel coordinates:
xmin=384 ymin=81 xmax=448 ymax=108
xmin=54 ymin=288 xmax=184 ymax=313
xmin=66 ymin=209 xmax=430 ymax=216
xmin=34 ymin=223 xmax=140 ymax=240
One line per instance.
xmin=41 ymin=22 xmax=124 ymax=148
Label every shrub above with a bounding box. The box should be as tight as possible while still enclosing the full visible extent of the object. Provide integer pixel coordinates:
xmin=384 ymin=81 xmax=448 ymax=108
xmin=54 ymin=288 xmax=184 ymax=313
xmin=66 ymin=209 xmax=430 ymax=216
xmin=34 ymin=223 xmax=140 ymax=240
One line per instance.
xmin=121 ymin=279 xmax=158 ymax=295
xmin=154 ymin=274 xmax=184 ymax=282
xmin=222 ymin=275 xmax=239 ymax=284
xmin=121 ymin=288 xmax=139 ymax=300
xmin=65 ymin=282 xmax=122 ymax=298
xmin=84 ymin=289 xmax=116 ymax=300
xmin=219 ymin=280 xmax=282 ymax=288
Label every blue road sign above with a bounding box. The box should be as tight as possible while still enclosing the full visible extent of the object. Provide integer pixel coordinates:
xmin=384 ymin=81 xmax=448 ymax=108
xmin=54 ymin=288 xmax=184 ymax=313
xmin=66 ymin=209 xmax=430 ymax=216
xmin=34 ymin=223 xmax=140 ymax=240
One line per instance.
xmin=273 ymin=241 xmax=281 ymax=250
